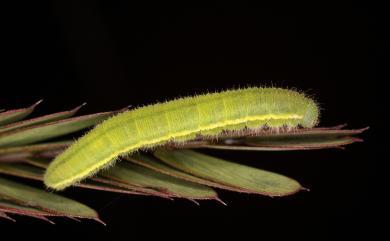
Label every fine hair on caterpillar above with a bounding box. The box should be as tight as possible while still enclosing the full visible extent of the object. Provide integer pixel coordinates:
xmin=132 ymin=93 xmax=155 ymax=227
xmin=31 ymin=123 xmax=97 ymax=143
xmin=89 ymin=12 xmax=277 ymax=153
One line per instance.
xmin=44 ymin=87 xmax=320 ymax=190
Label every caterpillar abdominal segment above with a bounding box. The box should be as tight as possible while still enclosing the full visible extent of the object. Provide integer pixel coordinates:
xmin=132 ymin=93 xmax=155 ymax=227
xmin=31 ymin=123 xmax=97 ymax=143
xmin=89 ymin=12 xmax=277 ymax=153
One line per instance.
xmin=44 ymin=87 xmax=319 ymax=190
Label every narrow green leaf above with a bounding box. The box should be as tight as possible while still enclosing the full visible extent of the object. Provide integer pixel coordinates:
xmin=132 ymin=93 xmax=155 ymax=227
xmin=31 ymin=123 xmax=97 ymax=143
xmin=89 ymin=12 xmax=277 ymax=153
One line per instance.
xmin=22 ymin=155 xmax=172 ymax=198
xmin=0 ymin=163 xmax=43 ymax=180
xmin=0 ymin=104 xmax=85 ymax=134
xmin=80 ymin=180 xmax=149 ymax=196
xmin=0 ymin=100 xmax=42 ymax=126
xmin=19 ymin=157 xmax=160 ymax=197
xmin=209 ymin=125 xmax=368 ymax=140
xmin=0 ymin=141 xmax=71 ymax=155
xmin=0 ymin=111 xmax=117 ymax=147
xmin=93 ymin=175 xmax=173 ymax=199
xmin=0 ymin=176 xmax=100 ymax=221
xmin=0 ymin=201 xmax=58 ymax=223
xmin=176 ymin=126 xmax=368 ymax=151
xmin=23 ymin=158 xmax=168 ymax=197
xmin=20 ymin=157 xmax=205 ymax=199
xmin=126 ymin=154 xmax=250 ymax=193
xmin=0 ymin=200 xmax=69 ymax=223
xmin=21 ymin=157 xmax=163 ymax=197
xmin=244 ymin=137 xmax=361 ymax=150
xmin=154 ymin=149 xmax=302 ymax=197
xmin=243 ymin=127 xmax=368 ymax=140
xmin=0 ymin=162 xmax=148 ymax=196
xmin=0 ymin=141 xmax=71 ymax=163
xmin=186 ymin=137 xmax=360 ymax=151
xmin=102 ymin=161 xmax=218 ymax=200
xmin=23 ymin=157 xmax=52 ymax=169
xmin=234 ymin=127 xmax=368 ymax=150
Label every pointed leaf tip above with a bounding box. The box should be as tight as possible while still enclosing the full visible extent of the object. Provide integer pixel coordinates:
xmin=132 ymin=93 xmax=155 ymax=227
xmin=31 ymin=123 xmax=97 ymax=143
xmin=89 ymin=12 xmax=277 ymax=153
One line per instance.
xmin=0 ymin=211 xmax=16 ymax=221
xmin=0 ymin=103 xmax=87 ymax=134
xmin=0 ymin=100 xmax=43 ymax=126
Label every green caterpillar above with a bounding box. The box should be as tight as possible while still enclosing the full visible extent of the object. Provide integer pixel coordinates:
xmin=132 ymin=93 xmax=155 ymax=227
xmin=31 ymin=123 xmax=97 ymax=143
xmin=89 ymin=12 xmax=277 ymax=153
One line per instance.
xmin=44 ymin=87 xmax=319 ymax=190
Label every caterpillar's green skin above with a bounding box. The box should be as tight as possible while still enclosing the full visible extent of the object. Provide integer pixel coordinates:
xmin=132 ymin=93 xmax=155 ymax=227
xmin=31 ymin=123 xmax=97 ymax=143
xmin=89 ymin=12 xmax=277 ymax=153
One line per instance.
xmin=44 ymin=87 xmax=319 ymax=190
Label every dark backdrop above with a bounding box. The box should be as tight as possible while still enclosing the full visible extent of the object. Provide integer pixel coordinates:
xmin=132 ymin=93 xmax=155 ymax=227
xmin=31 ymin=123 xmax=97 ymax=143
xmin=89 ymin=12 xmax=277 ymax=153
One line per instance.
xmin=1 ymin=4 xmax=384 ymax=241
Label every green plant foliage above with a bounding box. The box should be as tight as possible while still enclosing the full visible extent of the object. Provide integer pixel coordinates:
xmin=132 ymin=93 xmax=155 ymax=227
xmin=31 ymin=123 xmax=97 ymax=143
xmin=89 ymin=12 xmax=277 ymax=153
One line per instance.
xmin=0 ymin=111 xmax=117 ymax=147
xmin=0 ymin=100 xmax=42 ymax=126
xmin=44 ymin=87 xmax=320 ymax=190
xmin=154 ymin=149 xmax=301 ymax=196
xmin=0 ymin=177 xmax=100 ymax=222
xmin=102 ymin=161 xmax=219 ymax=201
xmin=0 ymin=100 xmax=367 ymax=223
xmin=126 ymin=154 xmax=247 ymax=193
xmin=0 ymin=104 xmax=84 ymax=134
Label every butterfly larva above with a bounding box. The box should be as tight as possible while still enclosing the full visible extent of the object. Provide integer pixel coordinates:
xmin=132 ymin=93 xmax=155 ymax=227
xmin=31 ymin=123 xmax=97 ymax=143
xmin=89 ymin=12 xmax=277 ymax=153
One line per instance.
xmin=44 ymin=87 xmax=319 ymax=190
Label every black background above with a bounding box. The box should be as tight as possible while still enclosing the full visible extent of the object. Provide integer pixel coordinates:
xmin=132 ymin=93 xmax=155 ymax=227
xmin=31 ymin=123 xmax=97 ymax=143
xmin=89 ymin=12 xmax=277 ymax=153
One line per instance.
xmin=1 ymin=4 xmax=385 ymax=241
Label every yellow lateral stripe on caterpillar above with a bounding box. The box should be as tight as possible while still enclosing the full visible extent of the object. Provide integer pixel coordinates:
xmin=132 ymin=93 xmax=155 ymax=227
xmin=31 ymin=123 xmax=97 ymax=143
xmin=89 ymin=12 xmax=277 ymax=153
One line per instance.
xmin=44 ymin=87 xmax=319 ymax=190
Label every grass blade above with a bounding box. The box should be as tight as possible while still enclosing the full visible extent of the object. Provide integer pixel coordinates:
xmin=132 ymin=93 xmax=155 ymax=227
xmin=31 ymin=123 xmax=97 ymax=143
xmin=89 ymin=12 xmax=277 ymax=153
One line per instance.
xmin=0 ymin=141 xmax=71 ymax=163
xmin=0 ymin=104 xmax=85 ymax=134
xmin=243 ymin=137 xmax=361 ymax=150
xmin=93 ymin=175 xmax=173 ymax=199
xmin=204 ymin=125 xmax=368 ymax=140
xmin=21 ymin=157 xmax=220 ymax=199
xmin=126 ymin=154 xmax=252 ymax=193
xmin=0 ymin=100 xmax=42 ymax=126
xmin=0 ymin=163 xmax=43 ymax=180
xmin=0 ymin=111 xmax=117 ymax=147
xmin=0 ymin=201 xmax=56 ymax=223
xmin=175 ymin=126 xmax=368 ymax=151
xmin=22 ymin=157 xmax=52 ymax=169
xmin=0 ymin=161 xmax=149 ymax=196
xmin=187 ymin=138 xmax=360 ymax=151
xmin=20 ymin=158 xmax=169 ymax=197
xmin=242 ymin=127 xmax=368 ymax=139
xmin=154 ymin=149 xmax=302 ymax=197
xmin=0 ymin=141 xmax=71 ymax=155
xmin=102 ymin=161 xmax=218 ymax=201
xmin=0 ymin=176 xmax=100 ymax=221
